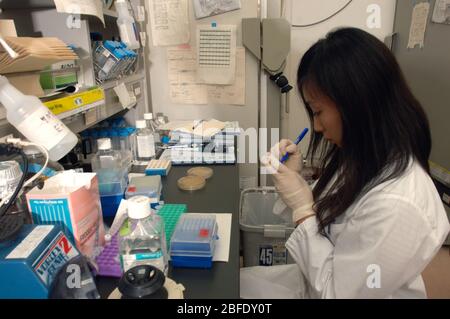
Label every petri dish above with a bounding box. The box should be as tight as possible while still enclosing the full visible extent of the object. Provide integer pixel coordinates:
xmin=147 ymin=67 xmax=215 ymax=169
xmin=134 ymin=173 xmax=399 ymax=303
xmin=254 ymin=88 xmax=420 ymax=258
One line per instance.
xmin=177 ymin=175 xmax=206 ymax=191
xmin=187 ymin=167 xmax=213 ymax=180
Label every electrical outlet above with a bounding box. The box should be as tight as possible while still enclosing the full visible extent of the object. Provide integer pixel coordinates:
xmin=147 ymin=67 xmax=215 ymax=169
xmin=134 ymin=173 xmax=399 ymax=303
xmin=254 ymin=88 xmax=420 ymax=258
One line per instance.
xmin=0 ymin=134 xmax=13 ymax=143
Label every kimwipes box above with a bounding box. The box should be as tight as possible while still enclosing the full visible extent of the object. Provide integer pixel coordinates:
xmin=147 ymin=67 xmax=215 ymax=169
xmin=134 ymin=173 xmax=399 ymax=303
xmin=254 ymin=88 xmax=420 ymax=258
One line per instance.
xmin=26 ymin=171 xmax=105 ymax=258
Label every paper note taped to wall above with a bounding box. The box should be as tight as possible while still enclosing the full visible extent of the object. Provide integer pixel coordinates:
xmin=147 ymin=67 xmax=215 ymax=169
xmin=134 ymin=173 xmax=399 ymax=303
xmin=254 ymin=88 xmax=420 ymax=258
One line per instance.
xmin=408 ymin=2 xmax=430 ymax=49
xmin=54 ymin=0 xmax=105 ymax=26
xmin=147 ymin=0 xmax=190 ymax=46
xmin=193 ymin=0 xmax=241 ymax=19
xmin=167 ymin=47 xmax=245 ymax=105
xmin=196 ymin=25 xmax=237 ymax=85
xmin=432 ymin=0 xmax=450 ymax=24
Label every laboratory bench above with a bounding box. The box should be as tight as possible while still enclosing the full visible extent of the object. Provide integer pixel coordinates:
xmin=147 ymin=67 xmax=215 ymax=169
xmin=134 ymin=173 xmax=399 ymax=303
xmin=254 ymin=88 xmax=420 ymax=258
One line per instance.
xmin=96 ymin=164 xmax=241 ymax=299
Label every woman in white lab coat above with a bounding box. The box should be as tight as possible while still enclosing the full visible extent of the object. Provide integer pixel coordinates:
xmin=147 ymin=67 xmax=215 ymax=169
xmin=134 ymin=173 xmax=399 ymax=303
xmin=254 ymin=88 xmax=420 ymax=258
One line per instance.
xmin=240 ymin=27 xmax=450 ymax=299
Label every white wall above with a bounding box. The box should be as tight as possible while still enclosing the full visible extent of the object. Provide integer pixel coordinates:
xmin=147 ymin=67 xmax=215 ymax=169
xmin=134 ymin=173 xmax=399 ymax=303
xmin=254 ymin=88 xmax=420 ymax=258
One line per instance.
xmin=145 ymin=0 xmax=260 ymax=185
xmin=282 ymin=0 xmax=397 ymax=154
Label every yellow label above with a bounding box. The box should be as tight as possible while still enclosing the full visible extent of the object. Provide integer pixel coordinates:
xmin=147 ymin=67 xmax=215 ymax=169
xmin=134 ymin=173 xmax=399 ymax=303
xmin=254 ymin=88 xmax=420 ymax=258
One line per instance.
xmin=44 ymin=88 xmax=105 ymax=116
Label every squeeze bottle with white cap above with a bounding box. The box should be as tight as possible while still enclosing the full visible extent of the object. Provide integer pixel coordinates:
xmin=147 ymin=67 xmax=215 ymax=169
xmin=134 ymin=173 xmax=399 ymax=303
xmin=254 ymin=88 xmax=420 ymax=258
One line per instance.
xmin=115 ymin=0 xmax=140 ymax=50
xmin=119 ymin=196 xmax=168 ymax=275
xmin=0 ymin=75 xmax=78 ymax=161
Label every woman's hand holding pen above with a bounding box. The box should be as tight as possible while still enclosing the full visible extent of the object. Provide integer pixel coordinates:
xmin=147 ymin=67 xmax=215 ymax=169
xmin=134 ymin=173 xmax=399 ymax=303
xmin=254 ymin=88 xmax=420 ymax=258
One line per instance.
xmin=278 ymin=139 xmax=303 ymax=173
xmin=262 ymin=144 xmax=315 ymax=224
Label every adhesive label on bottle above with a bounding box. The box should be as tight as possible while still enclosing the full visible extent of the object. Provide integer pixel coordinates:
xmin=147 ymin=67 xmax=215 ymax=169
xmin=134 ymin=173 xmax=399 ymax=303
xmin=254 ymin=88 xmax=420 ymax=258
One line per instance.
xmin=120 ymin=252 xmax=165 ymax=273
xmin=137 ymin=135 xmax=155 ymax=158
xmin=16 ymin=107 xmax=69 ymax=151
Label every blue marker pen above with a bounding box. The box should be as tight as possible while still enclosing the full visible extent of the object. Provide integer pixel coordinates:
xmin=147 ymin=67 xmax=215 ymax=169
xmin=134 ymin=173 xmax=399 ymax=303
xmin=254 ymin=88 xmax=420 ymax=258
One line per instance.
xmin=280 ymin=128 xmax=309 ymax=163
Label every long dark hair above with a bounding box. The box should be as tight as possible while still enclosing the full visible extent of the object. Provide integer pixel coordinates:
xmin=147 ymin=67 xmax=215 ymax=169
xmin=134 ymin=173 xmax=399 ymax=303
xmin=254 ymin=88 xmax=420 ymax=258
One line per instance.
xmin=297 ymin=27 xmax=431 ymax=235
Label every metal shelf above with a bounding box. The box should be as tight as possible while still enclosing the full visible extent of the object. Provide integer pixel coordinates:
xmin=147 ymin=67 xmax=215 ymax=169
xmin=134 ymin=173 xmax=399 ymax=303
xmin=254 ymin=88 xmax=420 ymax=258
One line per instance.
xmin=0 ymin=0 xmax=55 ymax=9
xmin=63 ymin=94 xmax=142 ymax=134
xmin=100 ymin=72 xmax=145 ymax=90
xmin=0 ymin=0 xmax=149 ymax=139
xmin=0 ymin=1 xmax=118 ymax=19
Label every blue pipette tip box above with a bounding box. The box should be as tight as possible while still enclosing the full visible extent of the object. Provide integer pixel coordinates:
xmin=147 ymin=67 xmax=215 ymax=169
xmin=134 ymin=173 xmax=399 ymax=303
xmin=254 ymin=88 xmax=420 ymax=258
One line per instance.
xmin=170 ymin=214 xmax=218 ymax=269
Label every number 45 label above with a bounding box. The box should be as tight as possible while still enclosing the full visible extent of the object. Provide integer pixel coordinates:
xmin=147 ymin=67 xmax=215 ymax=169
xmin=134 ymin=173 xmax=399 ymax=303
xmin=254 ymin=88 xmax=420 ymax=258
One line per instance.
xmin=259 ymin=244 xmax=287 ymax=266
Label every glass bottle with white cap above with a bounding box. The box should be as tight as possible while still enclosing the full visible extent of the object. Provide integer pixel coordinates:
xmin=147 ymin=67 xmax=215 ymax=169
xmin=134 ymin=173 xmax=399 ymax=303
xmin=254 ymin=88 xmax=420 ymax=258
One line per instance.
xmin=143 ymin=113 xmax=160 ymax=144
xmin=119 ymin=196 xmax=168 ymax=275
xmin=134 ymin=120 xmax=155 ymax=162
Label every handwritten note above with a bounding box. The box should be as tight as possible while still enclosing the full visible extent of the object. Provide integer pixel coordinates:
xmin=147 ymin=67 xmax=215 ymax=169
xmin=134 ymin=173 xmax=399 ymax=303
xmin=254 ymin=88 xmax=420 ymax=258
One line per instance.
xmin=193 ymin=0 xmax=241 ymax=19
xmin=147 ymin=0 xmax=190 ymax=46
xmin=408 ymin=2 xmax=430 ymax=49
xmin=432 ymin=0 xmax=450 ymax=24
xmin=168 ymin=47 xmax=245 ymax=105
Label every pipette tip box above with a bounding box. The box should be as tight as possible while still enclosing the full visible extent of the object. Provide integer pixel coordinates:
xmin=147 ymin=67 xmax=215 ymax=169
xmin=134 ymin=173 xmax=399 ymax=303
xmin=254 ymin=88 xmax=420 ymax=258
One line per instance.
xmin=170 ymin=214 xmax=218 ymax=269
xmin=145 ymin=159 xmax=172 ymax=176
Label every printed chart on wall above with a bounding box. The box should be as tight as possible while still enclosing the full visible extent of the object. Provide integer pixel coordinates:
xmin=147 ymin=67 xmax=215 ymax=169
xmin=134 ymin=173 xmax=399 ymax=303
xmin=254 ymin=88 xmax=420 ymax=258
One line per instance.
xmin=147 ymin=0 xmax=190 ymax=46
xmin=167 ymin=47 xmax=245 ymax=105
xmin=196 ymin=25 xmax=237 ymax=85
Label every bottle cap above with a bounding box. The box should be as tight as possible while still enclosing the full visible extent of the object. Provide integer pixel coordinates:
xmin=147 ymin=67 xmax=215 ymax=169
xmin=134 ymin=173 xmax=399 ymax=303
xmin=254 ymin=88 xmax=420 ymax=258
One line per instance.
xmin=98 ymin=138 xmax=112 ymax=150
xmin=127 ymin=196 xmax=151 ymax=219
xmin=136 ymin=120 xmax=147 ymax=129
xmin=143 ymin=113 xmax=154 ymax=120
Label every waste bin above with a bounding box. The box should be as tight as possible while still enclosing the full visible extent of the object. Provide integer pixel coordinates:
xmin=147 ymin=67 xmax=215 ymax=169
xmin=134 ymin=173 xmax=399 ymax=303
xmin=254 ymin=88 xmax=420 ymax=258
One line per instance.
xmin=239 ymin=187 xmax=296 ymax=267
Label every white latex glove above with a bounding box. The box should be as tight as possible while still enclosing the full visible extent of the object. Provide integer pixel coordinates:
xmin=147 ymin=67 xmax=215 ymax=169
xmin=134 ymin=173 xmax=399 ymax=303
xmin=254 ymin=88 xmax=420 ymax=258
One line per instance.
xmin=274 ymin=139 xmax=303 ymax=173
xmin=262 ymin=152 xmax=315 ymax=224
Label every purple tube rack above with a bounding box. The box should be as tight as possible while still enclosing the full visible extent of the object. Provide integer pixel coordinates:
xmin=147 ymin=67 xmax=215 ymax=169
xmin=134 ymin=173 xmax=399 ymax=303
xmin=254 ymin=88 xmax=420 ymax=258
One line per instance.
xmin=95 ymin=234 xmax=122 ymax=278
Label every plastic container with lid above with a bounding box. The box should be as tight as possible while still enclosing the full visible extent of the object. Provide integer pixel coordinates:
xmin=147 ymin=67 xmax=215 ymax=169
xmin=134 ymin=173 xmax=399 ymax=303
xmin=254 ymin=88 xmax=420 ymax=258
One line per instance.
xmin=187 ymin=167 xmax=213 ymax=180
xmin=170 ymin=214 xmax=218 ymax=268
xmin=125 ymin=176 xmax=162 ymax=207
xmin=115 ymin=0 xmax=140 ymax=50
xmin=119 ymin=196 xmax=168 ymax=275
xmin=0 ymin=161 xmax=23 ymax=200
xmin=91 ymin=138 xmax=128 ymax=216
xmin=177 ymin=175 xmax=206 ymax=191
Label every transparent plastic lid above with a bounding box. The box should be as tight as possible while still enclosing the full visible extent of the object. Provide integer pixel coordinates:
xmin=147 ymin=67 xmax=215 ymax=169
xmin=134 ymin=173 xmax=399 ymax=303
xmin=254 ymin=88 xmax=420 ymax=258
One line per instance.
xmin=0 ymin=161 xmax=22 ymax=199
xmin=170 ymin=214 xmax=218 ymax=257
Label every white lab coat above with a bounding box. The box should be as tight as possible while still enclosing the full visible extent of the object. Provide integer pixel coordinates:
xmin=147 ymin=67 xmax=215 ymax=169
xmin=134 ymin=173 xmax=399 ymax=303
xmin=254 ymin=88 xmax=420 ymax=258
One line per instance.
xmin=240 ymin=161 xmax=450 ymax=299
